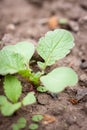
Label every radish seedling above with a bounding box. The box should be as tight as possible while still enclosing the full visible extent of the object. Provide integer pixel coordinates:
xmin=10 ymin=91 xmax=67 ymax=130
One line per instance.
xmin=12 ymin=117 xmax=26 ymax=130
xmin=0 ymin=29 xmax=78 ymax=116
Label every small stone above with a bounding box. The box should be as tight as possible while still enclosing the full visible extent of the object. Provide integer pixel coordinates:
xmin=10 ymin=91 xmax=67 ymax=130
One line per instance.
xmin=79 ymin=16 xmax=87 ymax=30
xmin=68 ymin=21 xmax=79 ymax=32
xmin=76 ymin=88 xmax=87 ymax=101
xmin=51 ymin=105 xmax=65 ymax=115
xmin=79 ymin=74 xmax=87 ymax=87
xmin=37 ymin=94 xmax=49 ymax=105
xmin=80 ymin=60 xmax=87 ymax=69
xmin=12 ymin=18 xmax=21 ymax=25
xmin=6 ymin=24 xmax=16 ymax=32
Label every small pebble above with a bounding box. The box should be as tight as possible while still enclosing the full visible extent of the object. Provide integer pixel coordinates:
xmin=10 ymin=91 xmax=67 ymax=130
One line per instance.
xmin=37 ymin=94 xmax=49 ymax=105
xmin=76 ymin=88 xmax=87 ymax=100
xmin=51 ymin=105 xmax=65 ymax=115
xmin=80 ymin=61 xmax=87 ymax=69
xmin=79 ymin=74 xmax=87 ymax=87
xmin=68 ymin=21 xmax=79 ymax=32
xmin=6 ymin=24 xmax=16 ymax=32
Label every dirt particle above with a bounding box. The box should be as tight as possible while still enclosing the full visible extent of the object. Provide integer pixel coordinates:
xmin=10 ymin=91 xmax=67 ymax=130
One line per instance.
xmin=80 ymin=60 xmax=87 ymax=70
xmin=79 ymin=74 xmax=87 ymax=87
xmin=68 ymin=21 xmax=79 ymax=32
xmin=6 ymin=24 xmax=16 ymax=32
xmin=42 ymin=114 xmax=56 ymax=125
xmin=37 ymin=94 xmax=50 ymax=105
xmin=76 ymin=88 xmax=87 ymax=101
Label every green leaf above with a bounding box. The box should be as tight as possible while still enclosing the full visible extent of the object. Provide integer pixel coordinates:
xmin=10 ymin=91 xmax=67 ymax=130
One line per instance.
xmin=0 ymin=96 xmax=7 ymax=106
xmin=22 ymin=92 xmax=36 ymax=106
xmin=32 ymin=114 xmax=43 ymax=122
xmin=0 ymin=96 xmax=21 ymax=116
xmin=37 ymin=29 xmax=74 ymax=66
xmin=29 ymin=123 xmax=38 ymax=130
xmin=0 ymin=50 xmax=26 ymax=75
xmin=2 ymin=41 xmax=35 ymax=63
xmin=1 ymin=102 xmax=21 ymax=116
xmin=17 ymin=117 xmax=26 ymax=128
xmin=4 ymin=75 xmax=22 ymax=103
xmin=37 ymin=86 xmax=47 ymax=92
xmin=40 ymin=67 xmax=78 ymax=93
xmin=59 ymin=18 xmax=68 ymax=25
xmin=12 ymin=124 xmax=19 ymax=130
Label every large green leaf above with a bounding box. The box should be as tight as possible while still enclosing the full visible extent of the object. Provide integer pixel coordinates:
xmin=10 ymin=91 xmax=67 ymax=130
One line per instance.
xmin=22 ymin=92 xmax=36 ymax=106
xmin=2 ymin=41 xmax=35 ymax=63
xmin=40 ymin=67 xmax=78 ymax=93
xmin=4 ymin=75 xmax=22 ymax=103
xmin=0 ymin=50 xmax=26 ymax=75
xmin=37 ymin=29 xmax=74 ymax=66
xmin=0 ymin=96 xmax=21 ymax=116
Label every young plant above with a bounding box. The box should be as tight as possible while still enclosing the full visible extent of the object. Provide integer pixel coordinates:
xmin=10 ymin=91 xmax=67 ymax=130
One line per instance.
xmin=29 ymin=123 xmax=39 ymax=130
xmin=32 ymin=114 xmax=43 ymax=122
xmin=0 ymin=29 xmax=78 ymax=115
xmin=0 ymin=75 xmax=36 ymax=116
xmin=12 ymin=117 xmax=27 ymax=130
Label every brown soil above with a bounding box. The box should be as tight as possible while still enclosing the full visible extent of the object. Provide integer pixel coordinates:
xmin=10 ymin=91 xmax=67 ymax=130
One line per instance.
xmin=0 ymin=0 xmax=87 ymax=130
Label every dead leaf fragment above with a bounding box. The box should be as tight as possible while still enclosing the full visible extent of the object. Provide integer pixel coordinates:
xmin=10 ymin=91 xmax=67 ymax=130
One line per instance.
xmin=48 ymin=16 xmax=58 ymax=29
xmin=69 ymin=98 xmax=78 ymax=105
xmin=42 ymin=114 xmax=56 ymax=125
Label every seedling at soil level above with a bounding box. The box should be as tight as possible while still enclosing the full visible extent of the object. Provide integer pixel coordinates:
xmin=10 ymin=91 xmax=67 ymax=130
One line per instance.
xmin=0 ymin=29 xmax=78 ymax=116
xmin=12 ymin=117 xmax=27 ymax=130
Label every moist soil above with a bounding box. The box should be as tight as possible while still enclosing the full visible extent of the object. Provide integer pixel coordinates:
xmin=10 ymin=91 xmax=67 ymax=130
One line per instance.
xmin=0 ymin=0 xmax=87 ymax=130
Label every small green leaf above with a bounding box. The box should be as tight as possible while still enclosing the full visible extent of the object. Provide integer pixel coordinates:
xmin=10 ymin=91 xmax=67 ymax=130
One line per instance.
xmin=0 ymin=97 xmax=21 ymax=116
xmin=59 ymin=18 xmax=68 ymax=25
xmin=17 ymin=117 xmax=26 ymax=128
xmin=12 ymin=124 xmax=19 ymax=130
xmin=22 ymin=92 xmax=36 ymax=106
xmin=12 ymin=118 xmax=26 ymax=130
xmin=29 ymin=123 xmax=38 ymax=130
xmin=37 ymin=29 xmax=74 ymax=66
xmin=32 ymin=114 xmax=43 ymax=122
xmin=37 ymin=86 xmax=47 ymax=92
xmin=4 ymin=75 xmax=22 ymax=103
xmin=2 ymin=41 xmax=35 ymax=63
xmin=40 ymin=67 xmax=78 ymax=93
xmin=0 ymin=50 xmax=26 ymax=75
